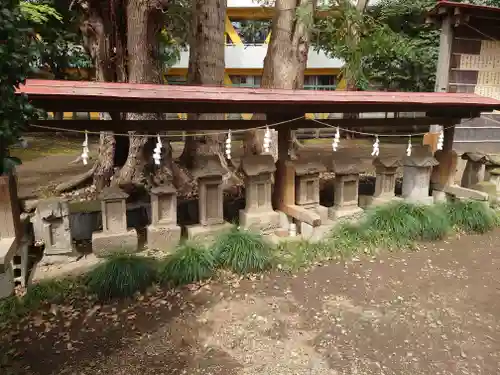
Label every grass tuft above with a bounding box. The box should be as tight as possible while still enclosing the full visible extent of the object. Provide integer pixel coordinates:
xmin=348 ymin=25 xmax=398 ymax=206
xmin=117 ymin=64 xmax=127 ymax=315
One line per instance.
xmin=445 ymin=200 xmax=497 ymax=233
xmin=213 ymin=227 xmax=272 ymax=274
xmin=159 ymin=242 xmax=215 ymax=286
xmin=86 ymin=254 xmax=157 ymax=301
xmin=23 ymin=279 xmax=75 ymax=309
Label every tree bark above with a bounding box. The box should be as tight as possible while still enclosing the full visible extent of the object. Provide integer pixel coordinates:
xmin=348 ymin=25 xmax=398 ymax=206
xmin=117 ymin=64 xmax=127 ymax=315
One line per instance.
xmin=114 ymin=0 xmax=168 ymax=192
xmin=249 ymin=0 xmax=315 ymax=159
xmin=179 ymin=0 xmax=228 ymax=171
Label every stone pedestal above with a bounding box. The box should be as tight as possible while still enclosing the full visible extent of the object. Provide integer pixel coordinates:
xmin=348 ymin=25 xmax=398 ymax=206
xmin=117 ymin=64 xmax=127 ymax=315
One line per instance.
xmin=92 ymin=187 xmax=137 ymax=257
xmin=147 ymin=184 xmax=181 ymax=251
xmin=186 ymin=155 xmax=232 ymax=241
xmin=239 ymin=155 xmax=279 ymax=231
xmin=484 ymin=154 xmax=500 ymax=182
xmin=372 ymin=156 xmax=402 ymax=206
xmin=294 ymin=160 xmax=329 ymax=233
xmin=33 ymin=199 xmax=73 ymax=255
xmin=486 ymin=168 xmax=500 ymax=196
xmin=329 ymin=162 xmax=363 ymax=219
xmin=461 ymin=152 xmax=487 ymax=188
xmin=402 ymin=151 xmax=439 ymax=204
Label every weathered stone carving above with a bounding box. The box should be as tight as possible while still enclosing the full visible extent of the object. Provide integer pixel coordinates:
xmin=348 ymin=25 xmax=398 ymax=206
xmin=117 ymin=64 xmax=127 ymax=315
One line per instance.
xmin=461 ymin=152 xmax=487 ymax=188
xmin=372 ymin=156 xmax=402 ymax=205
xmin=239 ymin=155 xmax=279 ymax=231
xmin=33 ymin=199 xmax=73 ymax=255
xmin=186 ymin=155 xmax=232 ymax=241
xmin=402 ymin=150 xmax=439 ymax=204
xmin=329 ymin=161 xmax=363 ymax=219
xmin=147 ymin=183 xmax=181 ymax=251
xmin=92 ymin=187 xmax=137 ymax=257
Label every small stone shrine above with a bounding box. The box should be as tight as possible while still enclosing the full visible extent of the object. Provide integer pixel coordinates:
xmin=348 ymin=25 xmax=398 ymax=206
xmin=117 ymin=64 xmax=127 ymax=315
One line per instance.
xmin=372 ymin=156 xmax=402 ymax=205
xmin=33 ymin=199 xmax=73 ymax=255
xmin=147 ymin=183 xmax=181 ymax=251
xmin=239 ymin=154 xmax=279 ymax=231
xmin=294 ymin=160 xmax=328 ymax=222
xmin=186 ymin=155 xmax=231 ymax=241
xmin=329 ymin=161 xmax=363 ymax=219
xmin=461 ymin=152 xmax=488 ymax=188
xmin=402 ymin=148 xmax=439 ymax=204
xmin=92 ymin=186 xmax=138 ymax=256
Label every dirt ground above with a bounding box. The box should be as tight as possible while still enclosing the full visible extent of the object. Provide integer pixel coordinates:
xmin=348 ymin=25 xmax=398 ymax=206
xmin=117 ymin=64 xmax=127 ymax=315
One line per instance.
xmin=2 ymin=230 xmax=500 ymax=375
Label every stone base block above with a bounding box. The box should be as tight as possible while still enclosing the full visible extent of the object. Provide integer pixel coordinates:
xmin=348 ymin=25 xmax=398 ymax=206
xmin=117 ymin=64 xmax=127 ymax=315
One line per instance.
xmin=470 ymin=181 xmax=497 ymax=201
xmin=147 ymin=224 xmax=181 ymax=251
xmin=239 ymin=209 xmax=280 ymax=232
xmin=186 ymin=222 xmax=232 ymax=243
xmin=316 ymin=205 xmax=329 ymax=223
xmin=92 ymin=230 xmax=138 ymax=257
xmin=359 ymin=195 xmax=402 ymax=209
xmin=299 ymin=220 xmax=336 ymax=242
xmin=432 ymin=190 xmax=447 ymax=203
xmin=0 ymin=271 xmax=13 ymax=299
xmin=328 ymin=205 xmax=364 ymax=220
xmin=278 ymin=211 xmax=292 ymax=231
xmin=444 ymin=184 xmax=490 ymax=201
xmin=403 ymin=196 xmax=434 ymax=205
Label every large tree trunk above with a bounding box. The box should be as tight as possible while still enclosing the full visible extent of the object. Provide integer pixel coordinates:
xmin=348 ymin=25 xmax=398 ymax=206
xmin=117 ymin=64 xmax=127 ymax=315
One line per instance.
xmin=178 ymin=0 xmax=228 ymax=171
xmin=80 ymin=0 xmax=129 ymax=191
xmin=248 ymin=0 xmax=315 ymax=159
xmin=114 ymin=0 xmax=168 ymax=192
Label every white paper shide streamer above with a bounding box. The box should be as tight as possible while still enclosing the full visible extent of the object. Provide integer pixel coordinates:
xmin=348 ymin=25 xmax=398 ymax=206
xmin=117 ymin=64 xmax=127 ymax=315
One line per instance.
xmin=81 ymin=131 xmax=89 ymax=165
xmin=436 ymin=128 xmax=444 ymax=151
xmin=332 ymin=127 xmax=340 ymax=152
xmin=226 ymin=130 xmax=232 ymax=160
xmin=153 ymin=134 xmax=162 ymax=165
xmin=263 ymin=126 xmax=271 ymax=153
xmin=406 ymin=136 xmax=412 ymax=156
xmin=371 ymin=135 xmax=380 ymax=157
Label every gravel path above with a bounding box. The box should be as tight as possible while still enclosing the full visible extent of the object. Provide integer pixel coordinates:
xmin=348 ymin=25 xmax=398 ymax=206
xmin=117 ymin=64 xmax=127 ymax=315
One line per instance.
xmin=2 ymin=229 xmax=500 ymax=375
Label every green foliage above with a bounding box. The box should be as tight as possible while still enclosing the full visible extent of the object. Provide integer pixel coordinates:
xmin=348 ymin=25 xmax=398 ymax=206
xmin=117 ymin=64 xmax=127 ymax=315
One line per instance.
xmin=26 ymin=0 xmax=92 ymax=75
xmin=159 ymin=242 xmax=215 ymax=286
xmin=0 ymin=0 xmax=40 ymax=175
xmin=213 ymin=227 xmax=272 ymax=274
xmin=365 ymin=202 xmax=450 ymax=242
xmin=445 ymin=200 xmax=497 ymax=233
xmin=315 ymin=0 xmax=438 ymax=91
xmin=20 ymin=1 xmax=61 ymax=24
xmin=86 ymin=254 xmax=157 ymax=301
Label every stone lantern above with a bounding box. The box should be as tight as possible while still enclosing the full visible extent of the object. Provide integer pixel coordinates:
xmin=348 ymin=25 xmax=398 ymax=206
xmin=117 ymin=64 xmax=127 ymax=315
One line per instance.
xmin=92 ymin=186 xmax=137 ymax=256
xmin=147 ymin=183 xmax=181 ymax=251
xmin=239 ymin=154 xmax=279 ymax=231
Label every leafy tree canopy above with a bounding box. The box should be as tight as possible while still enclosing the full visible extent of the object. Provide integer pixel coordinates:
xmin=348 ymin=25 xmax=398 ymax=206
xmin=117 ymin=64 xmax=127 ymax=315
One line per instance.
xmin=0 ymin=0 xmax=40 ymax=174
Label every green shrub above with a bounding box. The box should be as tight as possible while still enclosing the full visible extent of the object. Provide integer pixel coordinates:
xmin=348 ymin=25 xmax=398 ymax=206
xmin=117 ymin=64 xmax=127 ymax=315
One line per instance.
xmin=86 ymin=254 xmax=157 ymax=301
xmin=159 ymin=242 xmax=215 ymax=286
xmin=213 ymin=227 xmax=272 ymax=274
xmin=364 ymin=202 xmax=451 ymax=243
xmin=445 ymin=200 xmax=497 ymax=233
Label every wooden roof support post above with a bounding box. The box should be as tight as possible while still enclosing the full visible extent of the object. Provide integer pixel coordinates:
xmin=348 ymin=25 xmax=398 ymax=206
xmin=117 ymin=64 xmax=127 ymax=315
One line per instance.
xmin=271 ymin=115 xmax=322 ymax=227
xmin=430 ymin=14 xmax=454 ymax=134
xmin=272 ymin=119 xmax=294 ymax=211
xmin=431 ymin=123 xmax=458 ymax=191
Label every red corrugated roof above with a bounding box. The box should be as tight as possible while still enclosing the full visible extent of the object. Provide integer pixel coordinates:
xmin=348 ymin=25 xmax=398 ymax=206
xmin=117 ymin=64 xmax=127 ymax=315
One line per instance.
xmin=430 ymin=0 xmax=500 ymax=15
xmin=17 ymin=79 xmax=499 ymax=106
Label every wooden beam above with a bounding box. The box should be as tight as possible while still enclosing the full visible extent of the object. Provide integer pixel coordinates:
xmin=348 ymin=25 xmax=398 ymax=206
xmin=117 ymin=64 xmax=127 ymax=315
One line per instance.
xmin=30 ymin=117 xmax=464 ymax=133
xmin=282 ymin=204 xmax=322 ymax=227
